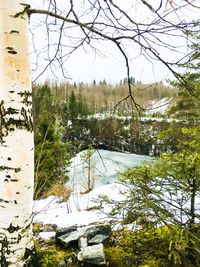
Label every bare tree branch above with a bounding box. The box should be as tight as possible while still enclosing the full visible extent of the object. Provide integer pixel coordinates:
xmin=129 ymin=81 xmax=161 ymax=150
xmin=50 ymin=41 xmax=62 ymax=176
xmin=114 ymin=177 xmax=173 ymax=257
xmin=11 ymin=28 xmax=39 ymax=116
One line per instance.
xmin=24 ymin=1 xmax=200 ymax=108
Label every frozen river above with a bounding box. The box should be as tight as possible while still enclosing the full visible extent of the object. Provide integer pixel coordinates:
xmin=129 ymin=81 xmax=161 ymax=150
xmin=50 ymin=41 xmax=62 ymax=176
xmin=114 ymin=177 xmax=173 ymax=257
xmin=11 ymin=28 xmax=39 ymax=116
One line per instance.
xmin=34 ymin=150 xmax=153 ymax=228
xmin=34 ymin=150 xmax=199 ymax=229
xmin=68 ymin=149 xmax=153 ymax=192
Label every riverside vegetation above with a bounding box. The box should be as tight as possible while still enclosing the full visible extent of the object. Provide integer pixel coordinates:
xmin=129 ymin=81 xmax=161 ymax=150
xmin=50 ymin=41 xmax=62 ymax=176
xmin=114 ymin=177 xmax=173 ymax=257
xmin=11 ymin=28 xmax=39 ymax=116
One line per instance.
xmin=33 ymin=80 xmax=178 ymax=198
xmin=33 ymin=75 xmax=200 ymax=266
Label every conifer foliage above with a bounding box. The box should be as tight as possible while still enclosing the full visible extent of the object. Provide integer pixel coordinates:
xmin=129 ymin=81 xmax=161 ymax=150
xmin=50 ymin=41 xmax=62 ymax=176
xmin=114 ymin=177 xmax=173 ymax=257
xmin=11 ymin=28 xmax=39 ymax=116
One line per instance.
xmin=33 ymin=84 xmax=72 ymax=199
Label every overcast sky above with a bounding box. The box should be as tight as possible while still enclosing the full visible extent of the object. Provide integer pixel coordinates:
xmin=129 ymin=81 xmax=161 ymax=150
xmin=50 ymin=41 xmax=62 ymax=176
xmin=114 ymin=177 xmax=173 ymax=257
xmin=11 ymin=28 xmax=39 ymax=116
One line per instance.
xmin=29 ymin=0 xmax=198 ymax=85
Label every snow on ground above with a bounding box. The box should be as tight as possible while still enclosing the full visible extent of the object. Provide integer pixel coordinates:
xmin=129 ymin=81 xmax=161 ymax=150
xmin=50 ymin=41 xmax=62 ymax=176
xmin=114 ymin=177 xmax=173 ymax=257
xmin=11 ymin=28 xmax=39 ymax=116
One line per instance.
xmin=144 ymin=97 xmax=174 ymax=115
xmin=33 ymin=183 xmax=126 ymax=228
xmin=82 ymin=98 xmax=175 ymax=119
xmin=33 ymin=149 xmax=200 ymax=231
xmin=33 ymin=150 xmax=152 ymax=228
xmin=39 ymin=231 xmax=56 ymax=239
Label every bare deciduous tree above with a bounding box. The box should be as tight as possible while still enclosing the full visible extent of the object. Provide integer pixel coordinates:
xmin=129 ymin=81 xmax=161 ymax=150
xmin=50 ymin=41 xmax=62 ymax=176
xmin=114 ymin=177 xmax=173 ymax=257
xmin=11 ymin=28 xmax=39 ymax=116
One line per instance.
xmin=28 ymin=0 xmax=200 ymax=107
xmin=0 ymin=0 xmax=199 ymax=265
xmin=0 ymin=0 xmax=34 ymax=266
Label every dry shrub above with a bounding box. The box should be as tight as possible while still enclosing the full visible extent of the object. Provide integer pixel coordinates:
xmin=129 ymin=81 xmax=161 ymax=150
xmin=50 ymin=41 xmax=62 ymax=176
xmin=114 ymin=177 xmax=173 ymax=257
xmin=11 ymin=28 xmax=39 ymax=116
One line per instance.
xmin=44 ymin=182 xmax=71 ymax=202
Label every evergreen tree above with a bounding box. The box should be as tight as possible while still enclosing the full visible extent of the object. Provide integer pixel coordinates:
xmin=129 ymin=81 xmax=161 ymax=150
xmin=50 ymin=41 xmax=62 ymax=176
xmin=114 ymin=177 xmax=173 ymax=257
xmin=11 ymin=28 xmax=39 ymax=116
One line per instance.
xmin=68 ymin=90 xmax=78 ymax=120
xmin=99 ymin=68 xmax=200 ymax=265
xmin=99 ymin=127 xmax=200 ymax=265
xmin=169 ymin=73 xmax=200 ymax=122
xmin=33 ymin=85 xmax=72 ymax=199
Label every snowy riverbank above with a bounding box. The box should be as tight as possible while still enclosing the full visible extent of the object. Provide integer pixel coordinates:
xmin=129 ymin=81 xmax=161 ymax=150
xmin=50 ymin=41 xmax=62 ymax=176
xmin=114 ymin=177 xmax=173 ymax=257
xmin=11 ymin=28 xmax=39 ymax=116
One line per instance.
xmin=33 ymin=150 xmax=152 ymax=228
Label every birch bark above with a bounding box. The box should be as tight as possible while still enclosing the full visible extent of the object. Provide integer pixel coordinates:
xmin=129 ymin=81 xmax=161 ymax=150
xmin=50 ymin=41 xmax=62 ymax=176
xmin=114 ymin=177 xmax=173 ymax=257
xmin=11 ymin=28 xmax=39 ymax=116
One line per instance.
xmin=0 ymin=0 xmax=34 ymax=266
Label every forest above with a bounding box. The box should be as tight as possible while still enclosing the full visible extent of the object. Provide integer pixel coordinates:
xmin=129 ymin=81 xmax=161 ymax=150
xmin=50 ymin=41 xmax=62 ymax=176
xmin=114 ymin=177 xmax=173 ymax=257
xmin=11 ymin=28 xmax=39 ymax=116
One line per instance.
xmin=32 ymin=78 xmax=200 ymax=267
xmin=33 ymin=80 xmax=177 ymax=198
xmin=0 ymin=1 xmax=200 ymax=267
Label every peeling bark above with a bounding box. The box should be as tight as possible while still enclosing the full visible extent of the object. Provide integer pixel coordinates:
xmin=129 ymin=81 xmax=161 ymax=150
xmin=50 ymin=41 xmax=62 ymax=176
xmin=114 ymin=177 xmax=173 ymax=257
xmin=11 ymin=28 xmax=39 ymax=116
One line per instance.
xmin=0 ymin=1 xmax=34 ymax=266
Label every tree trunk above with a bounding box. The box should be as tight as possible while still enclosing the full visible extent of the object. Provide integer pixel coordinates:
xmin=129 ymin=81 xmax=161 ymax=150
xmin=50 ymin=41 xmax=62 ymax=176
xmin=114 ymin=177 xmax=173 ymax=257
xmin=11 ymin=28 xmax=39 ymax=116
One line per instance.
xmin=0 ymin=1 xmax=34 ymax=266
xmin=189 ymin=177 xmax=196 ymax=229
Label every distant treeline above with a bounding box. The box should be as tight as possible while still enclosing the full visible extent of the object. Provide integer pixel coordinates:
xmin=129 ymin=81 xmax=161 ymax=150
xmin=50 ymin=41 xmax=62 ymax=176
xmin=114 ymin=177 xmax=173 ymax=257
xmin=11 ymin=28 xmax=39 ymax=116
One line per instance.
xmin=33 ymin=79 xmax=178 ymax=115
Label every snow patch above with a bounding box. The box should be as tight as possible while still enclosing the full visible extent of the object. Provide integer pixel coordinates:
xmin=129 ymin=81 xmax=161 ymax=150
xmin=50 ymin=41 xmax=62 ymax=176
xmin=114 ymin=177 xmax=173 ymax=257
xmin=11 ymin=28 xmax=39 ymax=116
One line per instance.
xmin=33 ymin=183 xmax=126 ymax=228
xmin=38 ymin=231 xmax=56 ymax=240
xmin=145 ymin=97 xmax=174 ymax=115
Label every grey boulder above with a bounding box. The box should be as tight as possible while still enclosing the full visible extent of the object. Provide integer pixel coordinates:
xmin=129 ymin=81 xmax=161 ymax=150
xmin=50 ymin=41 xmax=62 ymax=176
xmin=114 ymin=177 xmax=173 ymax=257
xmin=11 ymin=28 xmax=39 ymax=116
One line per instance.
xmin=77 ymin=243 xmax=106 ymax=266
xmin=55 ymin=225 xmax=78 ymax=240
xmin=86 ymin=223 xmax=111 ymax=241
xmin=57 ymin=228 xmax=85 ymax=248
xmin=88 ymin=234 xmax=109 ymax=245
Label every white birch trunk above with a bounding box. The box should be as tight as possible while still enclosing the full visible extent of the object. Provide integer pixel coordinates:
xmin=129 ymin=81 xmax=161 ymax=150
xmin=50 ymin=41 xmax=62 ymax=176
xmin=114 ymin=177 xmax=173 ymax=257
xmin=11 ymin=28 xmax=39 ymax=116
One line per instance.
xmin=0 ymin=1 xmax=34 ymax=266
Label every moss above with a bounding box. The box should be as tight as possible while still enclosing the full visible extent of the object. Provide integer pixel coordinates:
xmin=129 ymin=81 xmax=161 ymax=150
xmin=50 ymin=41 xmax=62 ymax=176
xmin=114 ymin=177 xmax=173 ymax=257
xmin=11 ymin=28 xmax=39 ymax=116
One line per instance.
xmin=32 ymin=224 xmax=200 ymax=266
xmin=104 ymin=226 xmax=200 ymax=267
xmin=33 ymin=240 xmax=77 ymax=267
xmin=104 ymin=228 xmax=166 ymax=267
xmin=32 ymin=223 xmax=43 ymax=234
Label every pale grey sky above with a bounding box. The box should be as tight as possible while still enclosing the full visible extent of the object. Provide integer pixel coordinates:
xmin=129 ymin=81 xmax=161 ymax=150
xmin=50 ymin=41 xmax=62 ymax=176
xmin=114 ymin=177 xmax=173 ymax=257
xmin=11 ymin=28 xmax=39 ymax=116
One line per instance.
xmin=29 ymin=0 xmax=199 ymax=84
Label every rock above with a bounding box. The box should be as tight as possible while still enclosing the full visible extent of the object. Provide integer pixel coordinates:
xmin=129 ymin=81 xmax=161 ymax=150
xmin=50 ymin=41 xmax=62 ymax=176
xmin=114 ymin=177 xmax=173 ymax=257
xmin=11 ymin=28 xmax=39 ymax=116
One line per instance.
xmin=78 ymin=244 xmax=106 ymax=266
xmin=86 ymin=223 xmax=112 ymax=241
xmin=78 ymin=237 xmax=88 ymax=248
xmin=88 ymin=234 xmax=109 ymax=245
xmin=55 ymin=225 xmax=78 ymax=240
xmin=57 ymin=228 xmax=85 ymax=248
xmin=57 ymin=223 xmax=111 ymax=249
